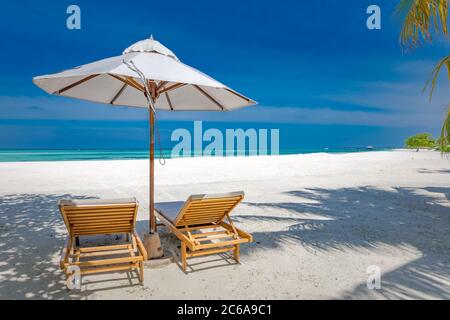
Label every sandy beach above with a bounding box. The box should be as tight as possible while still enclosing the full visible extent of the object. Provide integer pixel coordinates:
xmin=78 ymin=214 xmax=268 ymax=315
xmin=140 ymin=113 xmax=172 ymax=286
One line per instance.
xmin=0 ymin=150 xmax=448 ymax=299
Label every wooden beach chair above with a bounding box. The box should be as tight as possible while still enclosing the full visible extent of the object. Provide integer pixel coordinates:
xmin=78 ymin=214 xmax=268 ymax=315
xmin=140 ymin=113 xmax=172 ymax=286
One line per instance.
xmin=155 ymin=191 xmax=252 ymax=272
xmin=58 ymin=198 xmax=147 ymax=284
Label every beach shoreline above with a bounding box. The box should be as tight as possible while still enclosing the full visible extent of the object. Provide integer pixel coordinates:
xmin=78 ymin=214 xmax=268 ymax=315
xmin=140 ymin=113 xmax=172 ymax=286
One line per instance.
xmin=0 ymin=150 xmax=449 ymax=299
xmin=0 ymin=148 xmax=401 ymax=163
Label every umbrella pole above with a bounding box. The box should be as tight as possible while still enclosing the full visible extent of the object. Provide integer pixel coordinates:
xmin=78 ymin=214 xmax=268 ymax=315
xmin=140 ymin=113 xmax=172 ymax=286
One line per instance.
xmin=143 ymin=107 xmax=163 ymax=259
xmin=149 ymin=109 xmax=155 ymax=234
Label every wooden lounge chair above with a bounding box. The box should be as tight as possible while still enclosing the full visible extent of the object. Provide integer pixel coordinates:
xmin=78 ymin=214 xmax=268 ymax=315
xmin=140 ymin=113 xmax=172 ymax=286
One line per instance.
xmin=58 ymin=198 xmax=147 ymax=284
xmin=155 ymin=191 xmax=252 ymax=272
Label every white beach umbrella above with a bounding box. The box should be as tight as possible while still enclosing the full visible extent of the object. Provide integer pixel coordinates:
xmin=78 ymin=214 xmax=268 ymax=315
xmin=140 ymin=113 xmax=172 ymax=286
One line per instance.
xmin=33 ymin=37 xmax=255 ymax=111
xmin=33 ymin=37 xmax=256 ymax=256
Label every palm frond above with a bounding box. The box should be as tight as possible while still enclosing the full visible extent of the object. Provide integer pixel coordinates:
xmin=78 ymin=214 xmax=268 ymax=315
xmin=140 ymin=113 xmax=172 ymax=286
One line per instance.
xmin=439 ymin=105 xmax=450 ymax=153
xmin=396 ymin=0 xmax=448 ymax=47
xmin=423 ymin=55 xmax=450 ymax=100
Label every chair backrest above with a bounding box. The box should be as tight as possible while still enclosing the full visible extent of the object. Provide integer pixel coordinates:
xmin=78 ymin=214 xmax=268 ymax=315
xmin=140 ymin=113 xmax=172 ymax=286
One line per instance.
xmin=174 ymin=191 xmax=244 ymax=227
xmin=58 ymin=198 xmax=138 ymax=236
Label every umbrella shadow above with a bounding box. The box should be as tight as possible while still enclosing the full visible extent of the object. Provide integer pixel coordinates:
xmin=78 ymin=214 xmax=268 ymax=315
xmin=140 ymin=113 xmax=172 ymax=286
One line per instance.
xmin=237 ymin=186 xmax=450 ymax=299
xmin=417 ymin=168 xmax=450 ymax=174
xmin=0 ymin=193 xmax=142 ymax=299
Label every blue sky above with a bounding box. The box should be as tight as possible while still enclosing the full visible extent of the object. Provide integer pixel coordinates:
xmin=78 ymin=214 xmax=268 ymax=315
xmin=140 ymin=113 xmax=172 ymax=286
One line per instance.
xmin=0 ymin=0 xmax=449 ymax=149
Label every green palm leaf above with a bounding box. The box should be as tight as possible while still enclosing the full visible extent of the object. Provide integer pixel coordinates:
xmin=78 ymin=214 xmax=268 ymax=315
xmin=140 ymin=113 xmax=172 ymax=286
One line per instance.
xmin=423 ymin=55 xmax=450 ymax=100
xmin=396 ymin=0 xmax=448 ymax=47
xmin=439 ymin=105 xmax=450 ymax=152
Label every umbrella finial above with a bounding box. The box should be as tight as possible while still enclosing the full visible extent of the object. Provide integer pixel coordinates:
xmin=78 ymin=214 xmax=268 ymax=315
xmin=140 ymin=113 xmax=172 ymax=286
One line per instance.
xmin=149 ymin=34 xmax=154 ymax=40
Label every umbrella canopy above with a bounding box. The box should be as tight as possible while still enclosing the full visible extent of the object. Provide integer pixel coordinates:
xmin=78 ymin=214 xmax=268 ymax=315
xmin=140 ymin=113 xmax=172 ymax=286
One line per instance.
xmin=33 ymin=37 xmax=256 ymax=252
xmin=33 ymin=37 xmax=255 ymax=111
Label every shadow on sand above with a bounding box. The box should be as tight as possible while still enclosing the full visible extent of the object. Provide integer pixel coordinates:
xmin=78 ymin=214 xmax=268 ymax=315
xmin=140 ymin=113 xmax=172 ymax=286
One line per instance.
xmin=0 ymin=186 xmax=448 ymax=299
xmin=239 ymin=186 xmax=449 ymax=299
xmin=0 ymin=193 xmax=142 ymax=299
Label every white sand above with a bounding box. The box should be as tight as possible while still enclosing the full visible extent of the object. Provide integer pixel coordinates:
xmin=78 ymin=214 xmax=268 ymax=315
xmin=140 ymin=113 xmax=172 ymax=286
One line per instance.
xmin=0 ymin=150 xmax=449 ymax=299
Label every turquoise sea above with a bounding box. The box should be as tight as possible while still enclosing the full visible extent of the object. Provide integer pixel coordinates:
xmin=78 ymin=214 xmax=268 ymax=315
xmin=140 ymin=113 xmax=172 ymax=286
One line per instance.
xmin=0 ymin=148 xmax=392 ymax=162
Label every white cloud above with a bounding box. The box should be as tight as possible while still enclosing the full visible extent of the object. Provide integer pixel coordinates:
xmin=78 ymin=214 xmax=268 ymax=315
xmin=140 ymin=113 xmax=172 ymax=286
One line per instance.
xmin=0 ymin=95 xmax=147 ymax=120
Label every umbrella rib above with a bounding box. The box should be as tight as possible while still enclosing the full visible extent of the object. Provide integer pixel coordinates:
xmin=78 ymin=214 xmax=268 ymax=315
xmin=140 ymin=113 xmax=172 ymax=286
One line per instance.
xmin=165 ymin=92 xmax=174 ymax=110
xmin=55 ymin=74 xmax=100 ymax=94
xmin=127 ymin=77 xmax=146 ymax=92
xmin=157 ymin=81 xmax=168 ymax=91
xmin=110 ymin=83 xmax=127 ymax=104
xmin=193 ymin=85 xmax=224 ymax=110
xmin=108 ymin=74 xmax=144 ymax=93
xmin=224 ymin=88 xmax=253 ymax=103
xmin=158 ymin=82 xmax=186 ymax=95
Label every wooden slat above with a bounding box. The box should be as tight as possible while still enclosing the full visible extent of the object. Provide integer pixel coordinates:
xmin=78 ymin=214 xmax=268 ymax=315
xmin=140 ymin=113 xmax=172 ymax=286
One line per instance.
xmin=185 ymin=208 xmax=229 ymax=214
xmin=65 ymin=206 xmax=136 ymax=212
xmin=80 ymin=263 xmax=139 ymax=275
xmin=191 ymin=231 xmax=229 ymax=238
xmin=183 ymin=213 xmax=225 ymax=219
xmin=195 ymin=234 xmax=234 ymax=242
xmin=184 ymin=212 xmax=227 ymax=218
xmin=189 ymin=201 xmax=239 ymax=207
xmin=74 ymin=223 xmax=132 ymax=230
xmin=182 ymin=218 xmax=223 ymax=224
xmin=186 ymin=246 xmax=235 ymax=258
xmin=68 ymin=217 xmax=133 ymax=222
xmin=78 ymin=244 xmax=130 ymax=253
xmin=190 ymin=197 xmax=242 ymax=204
xmin=67 ymin=212 xmax=134 ymax=217
xmin=76 ymin=249 xmax=133 ymax=258
xmin=180 ymin=215 xmax=223 ymax=223
xmin=177 ymin=224 xmax=219 ymax=232
xmin=71 ymin=220 xmax=132 ymax=225
xmin=70 ymin=217 xmax=133 ymax=225
xmin=185 ymin=203 xmax=238 ymax=211
xmin=69 ymin=219 xmax=133 ymax=225
xmin=66 ymin=211 xmax=135 ymax=217
xmin=178 ymin=223 xmax=218 ymax=229
xmin=186 ymin=207 xmax=229 ymax=213
xmin=73 ymin=229 xmax=131 ymax=236
xmin=195 ymin=238 xmax=249 ymax=250
xmin=67 ymin=212 xmax=134 ymax=218
xmin=73 ymin=225 xmax=131 ymax=231
xmin=183 ymin=215 xmax=225 ymax=221
xmin=73 ymin=256 xmax=143 ymax=267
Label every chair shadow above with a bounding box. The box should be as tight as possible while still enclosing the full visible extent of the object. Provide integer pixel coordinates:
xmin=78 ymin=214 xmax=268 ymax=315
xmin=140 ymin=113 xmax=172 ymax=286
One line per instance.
xmin=176 ymin=254 xmax=239 ymax=274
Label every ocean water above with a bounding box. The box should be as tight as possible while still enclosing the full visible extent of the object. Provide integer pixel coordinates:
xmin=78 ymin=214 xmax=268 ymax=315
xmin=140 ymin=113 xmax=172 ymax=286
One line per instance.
xmin=0 ymin=148 xmax=392 ymax=162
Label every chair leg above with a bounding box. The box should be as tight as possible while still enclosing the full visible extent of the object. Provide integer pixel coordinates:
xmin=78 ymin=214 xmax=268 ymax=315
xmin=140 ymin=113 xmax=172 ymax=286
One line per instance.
xmin=139 ymin=261 xmax=144 ymax=283
xmin=234 ymin=244 xmax=240 ymax=262
xmin=181 ymin=242 xmax=187 ymax=272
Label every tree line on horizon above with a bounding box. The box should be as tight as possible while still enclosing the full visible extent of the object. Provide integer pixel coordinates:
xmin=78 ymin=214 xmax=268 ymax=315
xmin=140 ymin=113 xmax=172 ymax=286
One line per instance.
xmin=405 ymin=132 xmax=450 ymax=151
